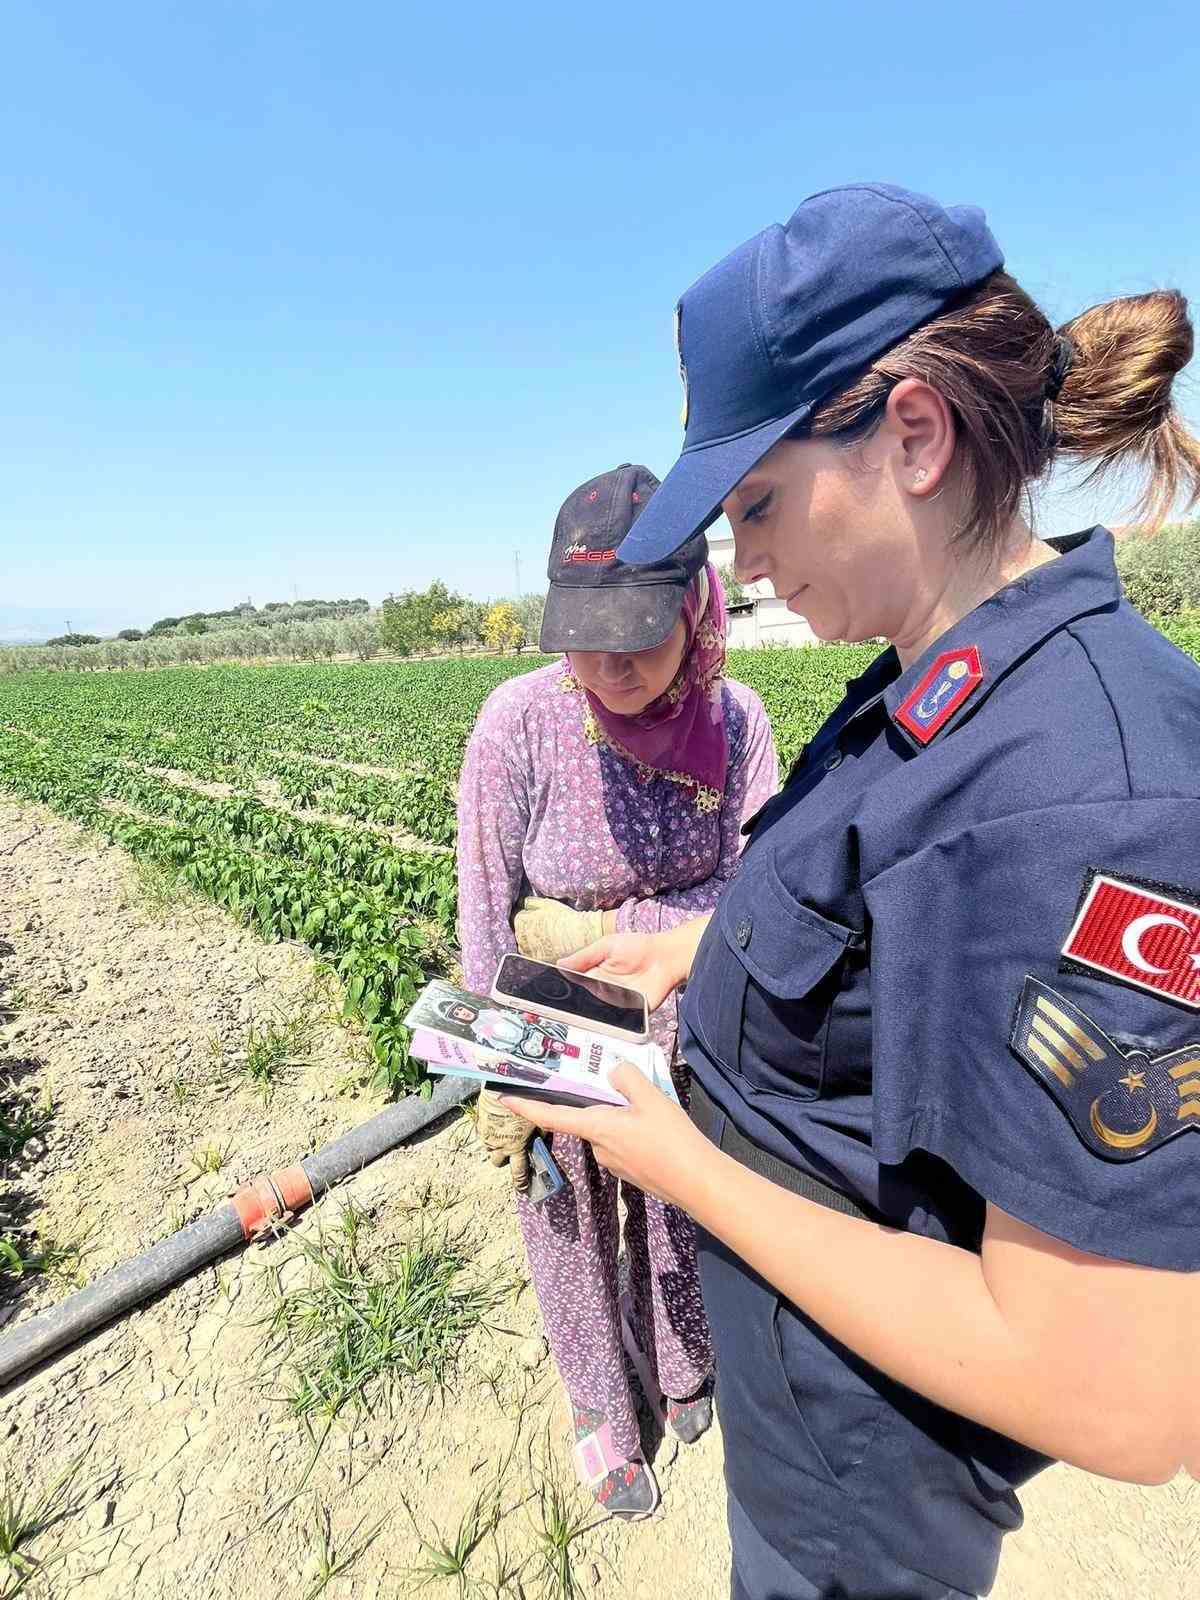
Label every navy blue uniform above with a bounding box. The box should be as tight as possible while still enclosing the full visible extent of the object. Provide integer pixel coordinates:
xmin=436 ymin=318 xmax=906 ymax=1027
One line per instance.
xmin=680 ymin=529 xmax=1200 ymax=1598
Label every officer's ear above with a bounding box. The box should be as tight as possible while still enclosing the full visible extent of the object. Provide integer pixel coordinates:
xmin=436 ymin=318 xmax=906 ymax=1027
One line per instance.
xmin=883 ymin=378 xmax=956 ymax=502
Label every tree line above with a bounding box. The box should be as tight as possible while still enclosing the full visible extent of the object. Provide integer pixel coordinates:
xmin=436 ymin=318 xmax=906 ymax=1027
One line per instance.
xmin=2 ymin=584 xmax=548 ymax=674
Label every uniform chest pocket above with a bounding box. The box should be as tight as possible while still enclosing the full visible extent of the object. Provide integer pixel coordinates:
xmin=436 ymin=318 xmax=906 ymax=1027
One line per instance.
xmin=696 ymin=859 xmax=856 ymax=1102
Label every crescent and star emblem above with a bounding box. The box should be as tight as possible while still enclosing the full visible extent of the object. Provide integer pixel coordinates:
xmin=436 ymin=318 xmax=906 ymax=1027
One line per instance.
xmin=1010 ymin=976 xmax=1200 ymax=1160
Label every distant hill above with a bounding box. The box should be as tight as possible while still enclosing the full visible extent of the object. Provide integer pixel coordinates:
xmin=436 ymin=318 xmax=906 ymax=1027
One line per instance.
xmin=0 ymin=597 xmax=373 ymax=646
xmin=144 ymin=598 xmax=371 ymax=637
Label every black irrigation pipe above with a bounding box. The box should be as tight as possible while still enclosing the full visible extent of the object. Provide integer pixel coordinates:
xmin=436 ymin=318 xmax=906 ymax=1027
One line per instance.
xmin=0 ymin=1075 xmax=476 ymax=1390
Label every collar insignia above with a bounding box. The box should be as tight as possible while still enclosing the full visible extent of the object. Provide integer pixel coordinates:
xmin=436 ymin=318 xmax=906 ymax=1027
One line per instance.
xmin=894 ymin=645 xmax=983 ymax=744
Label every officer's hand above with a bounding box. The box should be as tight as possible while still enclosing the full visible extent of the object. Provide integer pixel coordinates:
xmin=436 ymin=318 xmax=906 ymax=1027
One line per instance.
xmin=475 ymin=1087 xmax=537 ymax=1194
xmin=513 ymin=898 xmax=605 ymax=965
xmin=560 ymin=919 xmax=710 ymax=1013
xmin=500 ymin=1064 xmax=710 ymax=1208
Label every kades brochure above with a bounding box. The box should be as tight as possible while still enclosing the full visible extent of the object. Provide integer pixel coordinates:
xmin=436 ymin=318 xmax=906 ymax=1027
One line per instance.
xmin=403 ymin=979 xmax=678 ymax=1107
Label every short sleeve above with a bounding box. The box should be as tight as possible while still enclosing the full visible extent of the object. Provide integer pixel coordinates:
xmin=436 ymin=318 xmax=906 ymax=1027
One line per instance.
xmin=864 ymin=797 xmax=1200 ymax=1271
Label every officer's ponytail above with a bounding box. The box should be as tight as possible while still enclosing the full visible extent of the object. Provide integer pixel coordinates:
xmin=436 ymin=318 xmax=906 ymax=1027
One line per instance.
xmin=1053 ymin=289 xmax=1200 ymax=532
xmin=808 ymin=274 xmax=1200 ymax=551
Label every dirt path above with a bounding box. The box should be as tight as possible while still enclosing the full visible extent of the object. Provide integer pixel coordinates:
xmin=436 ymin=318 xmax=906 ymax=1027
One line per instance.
xmin=0 ymin=799 xmax=1194 ymax=1598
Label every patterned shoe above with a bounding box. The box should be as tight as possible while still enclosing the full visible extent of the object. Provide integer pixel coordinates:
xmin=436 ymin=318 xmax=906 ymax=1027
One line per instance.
xmin=665 ymin=1385 xmax=713 ymax=1445
xmin=572 ymin=1407 xmax=660 ymax=1521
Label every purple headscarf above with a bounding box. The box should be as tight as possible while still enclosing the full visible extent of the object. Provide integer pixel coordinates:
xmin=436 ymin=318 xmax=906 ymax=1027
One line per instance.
xmin=566 ymin=564 xmax=729 ymax=812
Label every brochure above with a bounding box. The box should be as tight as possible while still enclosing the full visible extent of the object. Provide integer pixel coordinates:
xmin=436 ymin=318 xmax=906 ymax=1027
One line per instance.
xmin=403 ymin=979 xmax=677 ymax=1107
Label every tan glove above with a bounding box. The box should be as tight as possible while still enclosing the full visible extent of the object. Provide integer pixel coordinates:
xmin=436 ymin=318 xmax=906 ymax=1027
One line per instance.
xmin=475 ymin=1086 xmax=537 ymax=1193
xmin=513 ymin=897 xmax=605 ymax=964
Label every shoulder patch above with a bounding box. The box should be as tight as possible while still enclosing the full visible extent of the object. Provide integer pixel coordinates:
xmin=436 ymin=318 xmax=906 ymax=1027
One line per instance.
xmin=1010 ymin=975 xmax=1200 ymax=1160
xmin=1060 ymin=871 xmax=1200 ymax=1011
xmin=894 ymin=646 xmax=982 ymax=744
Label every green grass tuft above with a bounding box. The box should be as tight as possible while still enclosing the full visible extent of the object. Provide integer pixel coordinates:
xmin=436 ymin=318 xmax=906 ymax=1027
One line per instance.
xmin=259 ymin=1205 xmax=520 ymax=1423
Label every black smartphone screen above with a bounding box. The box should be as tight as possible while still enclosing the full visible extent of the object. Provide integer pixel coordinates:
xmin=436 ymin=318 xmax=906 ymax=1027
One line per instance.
xmin=494 ymin=955 xmax=647 ymax=1035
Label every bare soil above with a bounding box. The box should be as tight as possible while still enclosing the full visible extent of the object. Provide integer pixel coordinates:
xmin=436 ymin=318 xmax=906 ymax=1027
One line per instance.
xmin=0 ymin=798 xmax=1194 ymax=1598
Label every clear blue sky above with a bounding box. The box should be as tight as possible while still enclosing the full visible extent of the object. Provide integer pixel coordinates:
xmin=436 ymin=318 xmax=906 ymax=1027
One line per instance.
xmin=2 ymin=2 xmax=1198 ymax=639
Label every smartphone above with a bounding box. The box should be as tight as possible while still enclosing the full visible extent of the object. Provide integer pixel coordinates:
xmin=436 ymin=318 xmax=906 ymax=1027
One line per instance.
xmin=491 ymin=953 xmax=650 ymax=1043
xmin=527 ymin=1135 xmax=565 ymax=1207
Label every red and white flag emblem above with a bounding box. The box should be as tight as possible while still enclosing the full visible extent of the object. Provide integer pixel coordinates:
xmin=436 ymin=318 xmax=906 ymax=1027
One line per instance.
xmin=1061 ymin=874 xmax=1200 ymax=1010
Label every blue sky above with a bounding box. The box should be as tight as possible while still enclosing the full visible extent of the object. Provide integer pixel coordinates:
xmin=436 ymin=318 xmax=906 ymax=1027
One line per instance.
xmin=2 ymin=2 xmax=1198 ymax=639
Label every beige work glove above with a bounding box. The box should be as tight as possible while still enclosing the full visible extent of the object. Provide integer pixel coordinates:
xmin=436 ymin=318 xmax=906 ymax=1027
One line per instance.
xmin=476 ymin=1086 xmax=537 ymax=1193
xmin=513 ymin=897 xmax=605 ymax=965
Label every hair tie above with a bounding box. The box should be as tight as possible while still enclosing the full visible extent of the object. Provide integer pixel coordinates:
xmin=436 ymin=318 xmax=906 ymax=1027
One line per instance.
xmin=1044 ymin=333 xmax=1075 ymax=401
xmin=1039 ymin=333 xmax=1076 ymax=452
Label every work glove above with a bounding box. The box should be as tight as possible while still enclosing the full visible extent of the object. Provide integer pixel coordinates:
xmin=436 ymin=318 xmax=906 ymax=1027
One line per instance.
xmin=475 ymin=1086 xmax=537 ymax=1193
xmin=513 ymin=897 xmax=605 ymax=965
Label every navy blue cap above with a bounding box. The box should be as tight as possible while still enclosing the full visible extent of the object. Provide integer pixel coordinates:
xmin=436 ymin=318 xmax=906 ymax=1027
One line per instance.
xmin=617 ymin=183 xmax=1004 ymax=565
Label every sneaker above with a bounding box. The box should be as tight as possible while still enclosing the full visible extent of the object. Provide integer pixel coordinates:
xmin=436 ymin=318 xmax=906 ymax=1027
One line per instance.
xmin=572 ymin=1407 xmax=660 ymax=1521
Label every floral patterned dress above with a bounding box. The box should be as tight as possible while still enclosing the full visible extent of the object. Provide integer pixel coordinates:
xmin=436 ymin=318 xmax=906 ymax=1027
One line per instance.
xmin=457 ymin=659 xmax=778 ymax=1459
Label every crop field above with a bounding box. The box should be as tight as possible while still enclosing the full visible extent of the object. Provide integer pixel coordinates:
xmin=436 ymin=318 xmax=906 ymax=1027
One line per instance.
xmin=3 ymin=637 xmax=1195 ymax=1599
xmin=0 ymin=648 xmax=879 ymax=1093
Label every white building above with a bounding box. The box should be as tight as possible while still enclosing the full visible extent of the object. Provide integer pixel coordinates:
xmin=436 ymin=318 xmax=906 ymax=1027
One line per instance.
xmin=707 ymin=530 xmax=817 ymax=648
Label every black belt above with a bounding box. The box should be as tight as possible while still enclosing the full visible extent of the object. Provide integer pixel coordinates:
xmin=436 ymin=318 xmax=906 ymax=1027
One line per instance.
xmin=689 ymin=1076 xmax=881 ymax=1226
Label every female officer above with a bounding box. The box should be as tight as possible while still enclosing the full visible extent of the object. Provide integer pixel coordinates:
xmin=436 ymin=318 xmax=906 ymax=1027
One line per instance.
xmin=501 ymin=184 xmax=1200 ymax=1598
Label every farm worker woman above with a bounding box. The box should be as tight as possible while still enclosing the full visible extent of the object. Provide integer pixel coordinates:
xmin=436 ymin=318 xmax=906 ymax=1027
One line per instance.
xmin=456 ymin=464 xmax=777 ymax=1518
xmin=501 ymin=185 xmax=1200 ymax=1598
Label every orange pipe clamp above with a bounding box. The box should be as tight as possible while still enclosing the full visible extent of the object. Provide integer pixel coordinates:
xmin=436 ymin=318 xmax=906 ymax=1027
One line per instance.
xmin=231 ymin=1164 xmax=314 ymax=1241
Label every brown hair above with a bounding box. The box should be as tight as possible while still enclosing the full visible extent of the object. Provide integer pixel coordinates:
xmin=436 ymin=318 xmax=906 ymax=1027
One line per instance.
xmin=807 ymin=273 xmax=1200 ymax=551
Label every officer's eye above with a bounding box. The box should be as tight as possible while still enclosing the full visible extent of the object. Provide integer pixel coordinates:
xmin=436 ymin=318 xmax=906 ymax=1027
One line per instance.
xmin=741 ymin=491 xmax=773 ymax=525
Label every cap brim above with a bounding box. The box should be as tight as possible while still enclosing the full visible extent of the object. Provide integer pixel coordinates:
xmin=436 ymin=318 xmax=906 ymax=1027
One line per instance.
xmin=539 ymin=579 xmax=685 ymax=654
xmin=615 ymin=399 xmax=813 ymax=566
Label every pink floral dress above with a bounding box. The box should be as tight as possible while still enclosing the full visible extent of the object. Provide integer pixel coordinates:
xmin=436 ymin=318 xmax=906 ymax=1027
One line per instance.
xmin=457 ymin=660 xmax=778 ymax=1459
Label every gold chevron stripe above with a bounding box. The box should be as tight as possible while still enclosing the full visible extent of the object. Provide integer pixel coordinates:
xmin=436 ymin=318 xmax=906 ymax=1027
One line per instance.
xmin=1035 ymin=996 xmax=1105 ymax=1060
xmin=1030 ymin=1013 xmax=1087 ymax=1074
xmin=1026 ymin=1033 xmax=1075 ymax=1088
xmin=1167 ymin=1059 xmax=1200 ymax=1079
xmin=1176 ymin=1099 xmax=1200 ymax=1121
xmin=1172 ymin=1077 xmax=1200 ymax=1101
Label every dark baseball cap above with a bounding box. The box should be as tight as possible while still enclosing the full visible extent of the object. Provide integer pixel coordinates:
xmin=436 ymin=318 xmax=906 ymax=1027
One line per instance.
xmin=616 ymin=183 xmax=1004 ymax=565
xmin=539 ymin=464 xmax=708 ymax=653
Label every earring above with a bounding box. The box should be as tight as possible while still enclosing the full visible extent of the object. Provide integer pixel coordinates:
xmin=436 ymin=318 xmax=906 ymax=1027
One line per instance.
xmin=913 ymin=468 xmax=929 ymax=486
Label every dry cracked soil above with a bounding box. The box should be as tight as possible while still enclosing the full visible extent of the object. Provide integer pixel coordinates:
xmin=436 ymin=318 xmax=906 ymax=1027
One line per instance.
xmin=0 ymin=798 xmax=1195 ymax=1599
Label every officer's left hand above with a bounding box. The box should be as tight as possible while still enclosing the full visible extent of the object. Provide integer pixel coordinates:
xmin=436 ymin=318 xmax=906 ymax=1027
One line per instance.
xmin=499 ymin=1063 xmax=712 ymax=1208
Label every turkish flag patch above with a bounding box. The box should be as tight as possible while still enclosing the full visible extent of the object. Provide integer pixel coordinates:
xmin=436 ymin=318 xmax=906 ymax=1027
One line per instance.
xmin=1061 ymin=872 xmax=1200 ymax=1010
xmin=894 ymin=646 xmax=983 ymax=744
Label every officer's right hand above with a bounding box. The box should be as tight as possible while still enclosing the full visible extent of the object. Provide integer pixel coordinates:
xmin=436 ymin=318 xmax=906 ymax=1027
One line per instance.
xmin=559 ymin=917 xmax=711 ymax=1012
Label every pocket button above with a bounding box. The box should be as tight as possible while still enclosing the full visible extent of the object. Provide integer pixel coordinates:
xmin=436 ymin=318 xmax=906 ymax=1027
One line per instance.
xmin=736 ymin=917 xmax=753 ymax=949
xmin=823 ymin=751 xmax=843 ymax=771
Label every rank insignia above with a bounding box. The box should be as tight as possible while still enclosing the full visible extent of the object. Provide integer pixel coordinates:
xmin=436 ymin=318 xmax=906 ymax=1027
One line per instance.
xmin=1010 ymin=976 xmax=1200 ymax=1160
xmin=1061 ymin=871 xmax=1200 ymax=1011
xmin=894 ymin=646 xmax=983 ymax=744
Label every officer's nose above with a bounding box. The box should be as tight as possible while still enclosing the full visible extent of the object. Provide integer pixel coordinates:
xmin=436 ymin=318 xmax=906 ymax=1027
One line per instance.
xmin=730 ymin=532 xmax=766 ymax=586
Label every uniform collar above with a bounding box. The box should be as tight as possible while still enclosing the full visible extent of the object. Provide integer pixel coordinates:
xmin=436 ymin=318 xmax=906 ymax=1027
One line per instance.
xmin=882 ymin=527 xmax=1120 ymax=751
